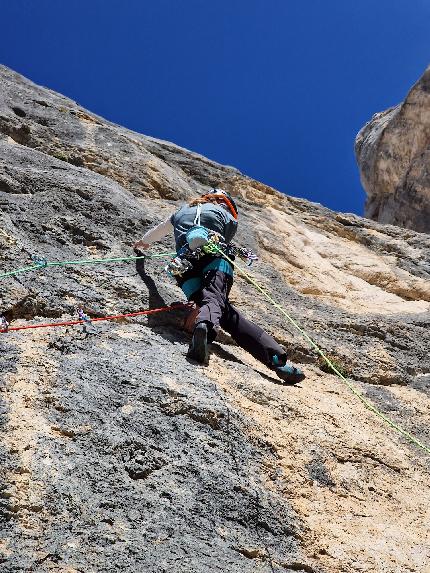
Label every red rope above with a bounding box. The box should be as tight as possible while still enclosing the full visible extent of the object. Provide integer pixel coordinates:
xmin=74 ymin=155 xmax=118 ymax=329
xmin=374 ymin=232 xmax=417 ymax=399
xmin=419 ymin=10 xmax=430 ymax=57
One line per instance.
xmin=0 ymin=303 xmax=191 ymax=334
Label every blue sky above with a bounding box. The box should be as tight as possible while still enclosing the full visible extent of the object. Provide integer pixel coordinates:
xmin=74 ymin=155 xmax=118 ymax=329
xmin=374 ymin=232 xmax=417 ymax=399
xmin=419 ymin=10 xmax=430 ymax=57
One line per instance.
xmin=1 ymin=0 xmax=429 ymax=214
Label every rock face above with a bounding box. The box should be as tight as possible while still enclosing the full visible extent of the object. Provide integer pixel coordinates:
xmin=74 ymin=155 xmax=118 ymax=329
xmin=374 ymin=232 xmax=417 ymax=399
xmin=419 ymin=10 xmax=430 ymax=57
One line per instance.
xmin=356 ymin=65 xmax=430 ymax=233
xmin=0 ymin=65 xmax=429 ymax=573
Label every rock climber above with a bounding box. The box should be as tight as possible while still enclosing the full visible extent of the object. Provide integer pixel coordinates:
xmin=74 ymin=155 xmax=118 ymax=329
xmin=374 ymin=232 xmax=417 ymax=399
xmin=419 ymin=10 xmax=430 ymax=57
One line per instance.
xmin=134 ymin=189 xmax=305 ymax=384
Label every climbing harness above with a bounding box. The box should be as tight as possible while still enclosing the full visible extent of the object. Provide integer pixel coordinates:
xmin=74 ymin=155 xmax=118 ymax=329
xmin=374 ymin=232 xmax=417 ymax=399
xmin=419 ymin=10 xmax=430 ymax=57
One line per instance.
xmin=0 ymin=304 xmax=190 ymax=334
xmin=215 ymin=247 xmax=430 ymax=456
xmin=165 ymin=231 xmax=258 ymax=278
xmin=0 ymin=251 xmax=176 ymax=280
xmin=201 ymin=233 xmax=257 ymax=266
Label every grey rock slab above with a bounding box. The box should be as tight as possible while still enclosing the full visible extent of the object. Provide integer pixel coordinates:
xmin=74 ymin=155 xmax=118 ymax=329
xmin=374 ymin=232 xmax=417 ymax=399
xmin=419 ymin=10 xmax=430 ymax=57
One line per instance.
xmin=0 ymin=65 xmax=429 ymax=573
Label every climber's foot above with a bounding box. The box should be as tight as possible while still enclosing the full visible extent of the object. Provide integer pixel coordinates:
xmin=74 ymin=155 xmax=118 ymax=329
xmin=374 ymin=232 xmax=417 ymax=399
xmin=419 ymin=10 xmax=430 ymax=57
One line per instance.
xmin=272 ymin=355 xmax=305 ymax=384
xmin=187 ymin=322 xmax=208 ymax=364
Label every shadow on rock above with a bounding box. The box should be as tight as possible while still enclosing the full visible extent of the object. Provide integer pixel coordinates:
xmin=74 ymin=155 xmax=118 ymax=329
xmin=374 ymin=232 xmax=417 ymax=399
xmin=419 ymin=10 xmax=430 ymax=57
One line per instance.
xmin=135 ymin=253 xmax=191 ymax=346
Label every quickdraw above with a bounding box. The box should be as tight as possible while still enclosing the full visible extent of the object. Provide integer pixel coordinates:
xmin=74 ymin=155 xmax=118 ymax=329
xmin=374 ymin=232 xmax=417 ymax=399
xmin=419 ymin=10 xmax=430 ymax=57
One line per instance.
xmin=165 ymin=257 xmax=193 ymax=278
xmin=226 ymin=245 xmax=258 ymax=267
xmin=0 ymin=315 xmax=9 ymax=332
xmin=31 ymin=254 xmax=48 ymax=268
xmin=77 ymin=307 xmax=95 ymax=334
xmin=77 ymin=308 xmax=92 ymax=323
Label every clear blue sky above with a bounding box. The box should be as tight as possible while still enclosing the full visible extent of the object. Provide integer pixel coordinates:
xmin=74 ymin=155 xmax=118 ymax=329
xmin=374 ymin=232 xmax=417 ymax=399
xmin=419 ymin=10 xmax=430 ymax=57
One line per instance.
xmin=1 ymin=0 xmax=429 ymax=214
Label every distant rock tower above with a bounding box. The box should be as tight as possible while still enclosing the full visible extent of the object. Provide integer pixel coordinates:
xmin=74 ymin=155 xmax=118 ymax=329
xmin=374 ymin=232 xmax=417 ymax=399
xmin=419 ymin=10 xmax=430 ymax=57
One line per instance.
xmin=355 ymin=65 xmax=430 ymax=234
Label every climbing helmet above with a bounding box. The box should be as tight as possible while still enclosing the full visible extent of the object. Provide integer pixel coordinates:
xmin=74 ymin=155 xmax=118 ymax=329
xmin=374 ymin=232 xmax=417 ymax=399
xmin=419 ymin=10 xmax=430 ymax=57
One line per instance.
xmin=202 ymin=188 xmax=238 ymax=219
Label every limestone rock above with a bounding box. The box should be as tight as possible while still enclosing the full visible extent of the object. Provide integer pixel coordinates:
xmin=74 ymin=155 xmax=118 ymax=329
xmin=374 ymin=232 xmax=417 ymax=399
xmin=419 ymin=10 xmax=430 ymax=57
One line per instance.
xmin=1 ymin=65 xmax=429 ymax=573
xmin=356 ymin=65 xmax=430 ymax=233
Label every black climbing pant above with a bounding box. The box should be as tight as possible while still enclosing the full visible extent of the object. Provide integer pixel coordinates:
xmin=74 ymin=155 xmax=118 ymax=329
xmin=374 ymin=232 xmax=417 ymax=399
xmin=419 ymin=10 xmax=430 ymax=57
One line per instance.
xmin=190 ymin=269 xmax=287 ymax=368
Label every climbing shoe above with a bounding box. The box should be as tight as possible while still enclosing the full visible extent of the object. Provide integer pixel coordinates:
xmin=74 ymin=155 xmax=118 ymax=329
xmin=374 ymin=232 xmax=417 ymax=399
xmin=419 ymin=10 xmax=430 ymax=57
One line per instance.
xmin=272 ymin=355 xmax=305 ymax=384
xmin=187 ymin=322 xmax=208 ymax=363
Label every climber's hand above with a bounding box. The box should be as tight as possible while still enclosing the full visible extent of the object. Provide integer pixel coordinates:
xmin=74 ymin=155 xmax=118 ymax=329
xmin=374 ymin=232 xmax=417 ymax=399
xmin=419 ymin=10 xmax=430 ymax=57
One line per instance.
xmin=133 ymin=240 xmax=150 ymax=250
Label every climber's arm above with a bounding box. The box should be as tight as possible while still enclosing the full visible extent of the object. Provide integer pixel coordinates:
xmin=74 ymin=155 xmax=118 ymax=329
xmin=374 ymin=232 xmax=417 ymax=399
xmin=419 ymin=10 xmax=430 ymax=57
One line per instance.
xmin=134 ymin=217 xmax=173 ymax=250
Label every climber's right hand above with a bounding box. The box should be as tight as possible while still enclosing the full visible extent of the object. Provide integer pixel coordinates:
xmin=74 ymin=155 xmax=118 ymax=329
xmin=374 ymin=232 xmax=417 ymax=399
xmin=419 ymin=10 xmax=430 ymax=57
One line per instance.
xmin=133 ymin=240 xmax=150 ymax=250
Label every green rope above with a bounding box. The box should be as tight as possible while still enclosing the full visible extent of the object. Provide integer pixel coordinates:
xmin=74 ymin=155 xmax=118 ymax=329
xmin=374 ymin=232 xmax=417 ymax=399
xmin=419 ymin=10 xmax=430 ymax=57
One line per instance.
xmin=0 ymin=251 xmax=176 ymax=280
xmin=219 ymin=248 xmax=430 ymax=456
xmin=0 ymin=264 xmax=43 ymax=279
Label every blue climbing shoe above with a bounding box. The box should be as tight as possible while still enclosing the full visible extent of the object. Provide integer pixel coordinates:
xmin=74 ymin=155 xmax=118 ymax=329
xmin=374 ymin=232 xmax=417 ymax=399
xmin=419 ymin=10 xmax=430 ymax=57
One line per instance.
xmin=272 ymin=355 xmax=305 ymax=384
xmin=187 ymin=322 xmax=208 ymax=363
